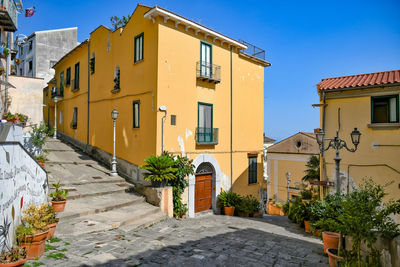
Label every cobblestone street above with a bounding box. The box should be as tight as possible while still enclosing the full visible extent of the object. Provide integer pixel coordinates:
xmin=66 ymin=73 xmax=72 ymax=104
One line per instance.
xmin=26 ymin=214 xmax=328 ymax=267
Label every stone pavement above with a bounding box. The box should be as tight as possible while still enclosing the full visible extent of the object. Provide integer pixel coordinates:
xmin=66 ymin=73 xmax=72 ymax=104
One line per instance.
xmin=25 ymin=214 xmax=328 ymax=267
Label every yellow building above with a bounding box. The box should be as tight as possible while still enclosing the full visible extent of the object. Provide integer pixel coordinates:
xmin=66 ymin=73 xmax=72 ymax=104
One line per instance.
xmin=317 ymin=70 xmax=400 ymax=200
xmin=266 ymin=132 xmax=319 ymax=202
xmin=43 ymin=4 xmax=270 ymax=217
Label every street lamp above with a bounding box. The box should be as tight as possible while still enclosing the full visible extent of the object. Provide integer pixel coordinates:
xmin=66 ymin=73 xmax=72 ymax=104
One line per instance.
xmin=53 ymin=94 xmax=59 ymax=139
xmin=286 ymin=172 xmax=291 ymax=201
xmin=317 ymin=128 xmax=361 ymax=194
xmin=159 ymin=105 xmax=167 ymax=154
xmin=110 ymin=109 xmax=119 ymax=176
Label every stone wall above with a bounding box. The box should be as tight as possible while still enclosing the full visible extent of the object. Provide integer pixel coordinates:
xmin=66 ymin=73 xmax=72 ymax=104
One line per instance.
xmin=0 ymin=123 xmax=48 ymax=252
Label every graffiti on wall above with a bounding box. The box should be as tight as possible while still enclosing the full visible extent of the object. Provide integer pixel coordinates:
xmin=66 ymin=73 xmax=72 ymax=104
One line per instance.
xmin=0 ymin=143 xmax=48 ymax=252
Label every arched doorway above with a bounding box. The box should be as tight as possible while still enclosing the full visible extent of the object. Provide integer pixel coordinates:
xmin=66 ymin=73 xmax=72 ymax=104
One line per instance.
xmin=194 ymin=163 xmax=215 ymax=213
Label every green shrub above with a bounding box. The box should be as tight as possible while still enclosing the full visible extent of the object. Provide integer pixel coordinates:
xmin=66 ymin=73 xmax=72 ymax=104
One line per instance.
xmin=140 ymin=155 xmax=178 ymax=183
xmin=217 ymin=191 xmax=241 ymax=208
xmin=300 ymin=189 xmax=312 ymax=200
xmin=236 ymin=195 xmax=259 ymax=214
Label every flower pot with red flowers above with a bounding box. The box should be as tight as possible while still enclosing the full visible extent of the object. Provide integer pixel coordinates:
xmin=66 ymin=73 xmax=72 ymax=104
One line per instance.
xmin=49 ymin=181 xmax=69 ymax=212
xmin=0 ymin=246 xmax=27 ymax=267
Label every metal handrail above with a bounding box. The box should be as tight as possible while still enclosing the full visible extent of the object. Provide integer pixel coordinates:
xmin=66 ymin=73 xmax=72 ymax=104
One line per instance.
xmin=196 ymin=61 xmax=221 ymax=83
xmin=196 ymin=127 xmax=219 ymax=145
xmin=238 ymin=40 xmax=265 ymax=61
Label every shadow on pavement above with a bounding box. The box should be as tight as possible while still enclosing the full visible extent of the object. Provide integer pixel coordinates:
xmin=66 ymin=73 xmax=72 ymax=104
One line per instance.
xmin=85 ymin=227 xmax=327 ymax=267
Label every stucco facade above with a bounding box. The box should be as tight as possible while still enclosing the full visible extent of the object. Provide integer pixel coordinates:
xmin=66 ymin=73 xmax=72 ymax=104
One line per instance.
xmin=318 ymin=82 xmax=400 ymax=201
xmin=44 ymin=4 xmax=270 ymax=217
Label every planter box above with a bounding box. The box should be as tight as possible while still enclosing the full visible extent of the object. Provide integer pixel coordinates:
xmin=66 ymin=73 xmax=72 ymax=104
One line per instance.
xmin=267 ymin=202 xmax=283 ymax=215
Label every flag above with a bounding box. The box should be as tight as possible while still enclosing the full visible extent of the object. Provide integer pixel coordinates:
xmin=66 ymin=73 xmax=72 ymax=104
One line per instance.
xmin=25 ymin=9 xmax=35 ymax=17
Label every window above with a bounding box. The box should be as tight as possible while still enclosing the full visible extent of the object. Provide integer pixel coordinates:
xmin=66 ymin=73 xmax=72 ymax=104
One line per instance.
xmin=74 ymin=62 xmax=80 ymax=90
xmin=371 ymin=95 xmax=399 ymax=123
xmin=20 ymin=46 xmax=23 ymax=56
xmin=197 ymin=102 xmax=213 ymax=143
xmin=248 ymin=156 xmax=257 ymax=184
xmin=29 ymin=41 xmax=32 ymax=51
xmin=90 ymin=53 xmax=95 ymax=74
xmin=29 ymin=61 xmax=32 ymax=72
xmin=134 ymin=33 xmax=144 ymax=63
xmin=72 ymin=107 xmax=78 ymax=129
xmin=50 ymin=60 xmax=57 ymax=68
xmin=133 ymin=101 xmax=140 ymax=128
xmin=114 ymin=66 xmax=120 ymax=91
xmin=66 ymin=67 xmax=71 ymax=86
xmin=60 ymin=71 xmax=64 ymax=94
xmin=200 ymin=42 xmax=212 ymax=78
xmin=19 ymin=68 xmax=23 ymax=76
xmin=171 ymin=115 xmax=176 ymax=126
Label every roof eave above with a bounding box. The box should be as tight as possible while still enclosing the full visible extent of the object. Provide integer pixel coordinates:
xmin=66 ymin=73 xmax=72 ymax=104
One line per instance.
xmin=144 ymin=6 xmax=247 ymax=50
xmin=318 ymin=82 xmax=400 ymax=93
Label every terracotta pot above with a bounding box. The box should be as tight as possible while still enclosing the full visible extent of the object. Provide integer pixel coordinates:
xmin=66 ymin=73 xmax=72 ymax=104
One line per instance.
xmin=313 ymin=229 xmax=320 ymax=237
xmin=238 ymin=211 xmax=249 ymax=217
xmin=46 ymin=222 xmax=58 ymax=240
xmin=279 ymin=209 xmax=287 ymax=216
xmin=322 ymin=232 xmax=340 ymax=254
xmin=304 ymin=220 xmax=311 ymax=233
xmin=223 ymin=206 xmax=235 ymax=216
xmin=21 ymin=240 xmax=45 ymax=260
xmin=252 ymin=212 xmax=260 ymax=217
xmin=326 ymin=248 xmax=343 ymax=267
xmin=22 ymin=230 xmax=49 ymax=243
xmin=0 ymin=258 xmax=27 ymax=267
xmin=267 ymin=203 xmax=282 ymax=215
xmin=52 ymin=200 xmax=67 ymax=212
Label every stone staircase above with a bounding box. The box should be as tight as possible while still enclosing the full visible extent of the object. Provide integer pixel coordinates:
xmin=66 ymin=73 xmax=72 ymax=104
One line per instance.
xmin=43 ymin=138 xmax=167 ymax=236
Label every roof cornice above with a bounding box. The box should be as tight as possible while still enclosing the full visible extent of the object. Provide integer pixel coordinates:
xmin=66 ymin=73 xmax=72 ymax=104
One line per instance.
xmin=144 ymin=6 xmax=247 ymax=50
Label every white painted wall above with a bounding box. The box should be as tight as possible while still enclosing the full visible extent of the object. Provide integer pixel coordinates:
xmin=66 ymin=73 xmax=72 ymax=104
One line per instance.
xmin=0 ymin=123 xmax=48 ymax=252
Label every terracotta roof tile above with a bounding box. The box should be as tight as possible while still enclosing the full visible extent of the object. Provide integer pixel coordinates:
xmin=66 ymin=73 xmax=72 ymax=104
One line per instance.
xmin=317 ymin=69 xmax=400 ymax=91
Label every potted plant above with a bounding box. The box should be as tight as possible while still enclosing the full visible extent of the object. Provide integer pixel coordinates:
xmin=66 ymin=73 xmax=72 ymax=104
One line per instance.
xmin=0 ymin=246 xmax=27 ymax=267
xmin=49 ymin=181 xmax=69 ymax=212
xmin=217 ymin=190 xmax=240 ymax=216
xmin=34 ymin=154 xmax=46 ymax=167
xmin=41 ymin=204 xmax=59 ymax=240
xmin=326 ymin=248 xmax=343 ymax=267
xmin=247 ymin=195 xmax=260 ymax=217
xmin=140 ymin=155 xmax=177 ymax=187
xmin=17 ymin=204 xmax=50 ymax=260
xmin=236 ymin=196 xmax=250 ymax=217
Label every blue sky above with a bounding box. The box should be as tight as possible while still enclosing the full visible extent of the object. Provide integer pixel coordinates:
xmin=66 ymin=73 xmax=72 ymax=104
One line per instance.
xmin=17 ymin=0 xmax=400 ymax=141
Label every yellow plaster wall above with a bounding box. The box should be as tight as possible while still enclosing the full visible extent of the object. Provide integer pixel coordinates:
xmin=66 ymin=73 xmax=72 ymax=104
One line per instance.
xmin=268 ymin=154 xmax=311 ymax=202
xmin=157 ymin=18 xmax=265 ymax=198
xmin=321 ymin=87 xmax=400 ymax=201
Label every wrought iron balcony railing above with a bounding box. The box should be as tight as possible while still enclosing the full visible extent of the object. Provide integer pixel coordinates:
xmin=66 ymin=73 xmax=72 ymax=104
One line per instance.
xmin=0 ymin=0 xmax=18 ymax=31
xmin=238 ymin=40 xmax=265 ymax=61
xmin=196 ymin=127 xmax=218 ymax=145
xmin=196 ymin=61 xmax=221 ymax=84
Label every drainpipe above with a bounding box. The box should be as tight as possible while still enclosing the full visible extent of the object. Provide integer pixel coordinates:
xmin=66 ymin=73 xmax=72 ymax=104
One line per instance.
xmin=320 ymin=90 xmax=327 ymax=198
xmin=86 ymin=40 xmax=90 ymax=151
xmin=230 ymin=46 xmax=233 ymax=191
xmin=4 ymin=32 xmax=10 ymax=113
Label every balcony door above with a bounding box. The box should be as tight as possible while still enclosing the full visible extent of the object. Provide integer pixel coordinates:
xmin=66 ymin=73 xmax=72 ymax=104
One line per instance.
xmin=198 ymin=102 xmax=213 ymax=143
xmin=200 ymin=42 xmax=212 ymax=78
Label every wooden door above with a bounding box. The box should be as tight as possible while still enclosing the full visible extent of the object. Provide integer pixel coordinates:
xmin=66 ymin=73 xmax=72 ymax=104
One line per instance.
xmin=195 ymin=174 xmax=212 ymax=213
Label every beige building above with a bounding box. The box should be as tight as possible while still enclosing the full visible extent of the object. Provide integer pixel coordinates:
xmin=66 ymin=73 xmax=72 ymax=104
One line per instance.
xmin=266 ymin=132 xmax=319 ymax=202
xmin=317 ymin=69 xmax=400 ymax=200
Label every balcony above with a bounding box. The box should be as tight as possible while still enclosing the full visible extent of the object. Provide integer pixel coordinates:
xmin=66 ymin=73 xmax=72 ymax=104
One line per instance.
xmin=238 ymin=40 xmax=265 ymax=61
xmin=51 ymin=86 xmax=63 ymax=99
xmin=196 ymin=127 xmax=219 ymax=145
xmin=0 ymin=0 xmax=18 ymax=32
xmin=196 ymin=61 xmax=221 ymax=84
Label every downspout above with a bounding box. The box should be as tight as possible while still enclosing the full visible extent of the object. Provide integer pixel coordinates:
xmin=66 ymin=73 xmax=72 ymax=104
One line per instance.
xmin=86 ymin=40 xmax=90 ymax=151
xmin=4 ymin=32 xmax=10 ymax=113
xmin=321 ymin=90 xmax=327 ymax=198
xmin=230 ymin=46 xmax=233 ymax=191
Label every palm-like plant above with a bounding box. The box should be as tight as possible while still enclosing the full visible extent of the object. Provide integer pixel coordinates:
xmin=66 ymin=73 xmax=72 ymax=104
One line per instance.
xmin=140 ymin=155 xmax=178 ymax=183
xmin=302 ymin=155 xmax=320 ymax=182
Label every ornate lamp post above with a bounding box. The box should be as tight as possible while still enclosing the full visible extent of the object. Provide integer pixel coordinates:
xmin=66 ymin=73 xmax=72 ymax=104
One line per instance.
xmin=286 ymin=172 xmax=291 ymax=201
xmin=110 ymin=109 xmax=119 ymax=176
xmin=316 ymin=128 xmax=361 ymax=194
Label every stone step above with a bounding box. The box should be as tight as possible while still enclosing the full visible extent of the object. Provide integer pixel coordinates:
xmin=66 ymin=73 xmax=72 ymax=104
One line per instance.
xmin=56 ymin=203 xmax=166 ymax=236
xmin=58 ymin=191 xmax=145 ymax=221
xmin=46 ymin=163 xmax=126 ymax=186
xmin=46 ymin=150 xmax=98 ymax=164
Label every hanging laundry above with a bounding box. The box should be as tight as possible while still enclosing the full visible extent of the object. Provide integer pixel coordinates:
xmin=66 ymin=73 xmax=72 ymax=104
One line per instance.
xmin=25 ymin=9 xmax=35 ymax=17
